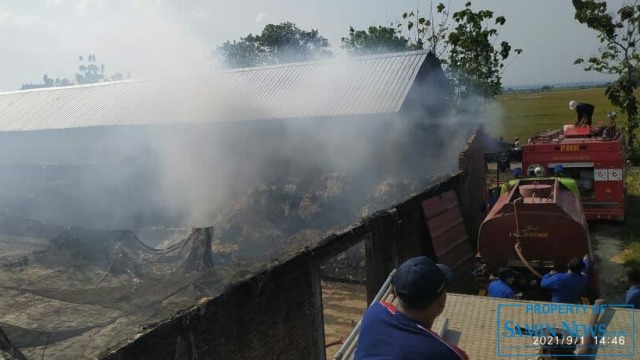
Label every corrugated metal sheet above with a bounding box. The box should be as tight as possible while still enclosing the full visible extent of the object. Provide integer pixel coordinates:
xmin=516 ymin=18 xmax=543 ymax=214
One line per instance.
xmin=380 ymin=294 xmax=640 ymax=359
xmin=341 ymin=290 xmax=640 ymax=359
xmin=422 ymin=190 xmax=474 ymax=270
xmin=0 ymin=51 xmax=431 ymax=132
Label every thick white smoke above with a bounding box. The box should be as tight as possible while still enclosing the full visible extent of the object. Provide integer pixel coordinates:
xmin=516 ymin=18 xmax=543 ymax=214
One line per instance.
xmin=0 ymin=3 xmax=500 ymax=254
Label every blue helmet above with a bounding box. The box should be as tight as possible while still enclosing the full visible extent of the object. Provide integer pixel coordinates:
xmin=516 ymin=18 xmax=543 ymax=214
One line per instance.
xmin=554 ymin=164 xmax=564 ymax=175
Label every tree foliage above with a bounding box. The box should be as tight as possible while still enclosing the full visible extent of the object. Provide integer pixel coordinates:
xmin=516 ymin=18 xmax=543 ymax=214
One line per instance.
xmin=393 ymin=1 xmax=521 ymax=102
xmin=76 ymin=54 xmax=105 ymax=84
xmin=218 ymin=22 xmax=333 ymax=68
xmin=21 ymin=74 xmax=73 ymax=90
xmin=20 ymin=54 xmax=129 ymax=90
xmin=395 ymin=3 xmax=450 ymax=55
xmin=573 ymin=0 xmax=640 ymax=159
xmin=341 ymin=26 xmax=409 ymax=55
xmin=446 ymin=2 xmax=521 ymax=100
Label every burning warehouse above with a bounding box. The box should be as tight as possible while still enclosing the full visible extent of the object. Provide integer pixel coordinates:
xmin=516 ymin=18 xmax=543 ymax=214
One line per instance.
xmin=0 ymin=50 xmax=482 ymax=358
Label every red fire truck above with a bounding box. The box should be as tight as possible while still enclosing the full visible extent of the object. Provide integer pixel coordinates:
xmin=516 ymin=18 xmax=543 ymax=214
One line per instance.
xmin=521 ymin=114 xmax=626 ymax=221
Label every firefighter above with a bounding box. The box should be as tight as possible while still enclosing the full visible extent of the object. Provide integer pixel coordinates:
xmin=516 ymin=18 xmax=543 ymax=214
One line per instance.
xmin=513 ymin=138 xmax=523 ymax=161
xmin=569 ymin=100 xmax=594 ymax=127
xmin=487 ymin=268 xmax=517 ymax=299
xmin=624 ymin=264 xmax=640 ymax=308
xmin=553 ymin=164 xmax=564 ymax=177
xmin=513 ymin=167 xmax=522 ymax=178
xmin=354 ymin=257 xmax=469 ymax=360
xmin=540 ymin=256 xmax=589 ymax=303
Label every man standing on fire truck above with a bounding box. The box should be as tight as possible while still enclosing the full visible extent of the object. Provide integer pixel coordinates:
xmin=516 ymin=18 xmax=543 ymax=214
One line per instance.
xmin=569 ymin=100 xmax=594 ymax=126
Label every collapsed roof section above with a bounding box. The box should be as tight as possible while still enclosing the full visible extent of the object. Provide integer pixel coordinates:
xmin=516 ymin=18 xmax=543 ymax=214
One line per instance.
xmin=0 ymin=51 xmax=451 ymax=132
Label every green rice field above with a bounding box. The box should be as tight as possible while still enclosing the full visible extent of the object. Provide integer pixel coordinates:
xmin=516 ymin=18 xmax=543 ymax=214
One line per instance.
xmin=491 ymin=87 xmax=616 ymax=141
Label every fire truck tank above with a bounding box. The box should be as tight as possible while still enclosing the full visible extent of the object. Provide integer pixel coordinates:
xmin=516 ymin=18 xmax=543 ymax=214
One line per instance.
xmin=476 ymin=177 xmax=599 ymax=301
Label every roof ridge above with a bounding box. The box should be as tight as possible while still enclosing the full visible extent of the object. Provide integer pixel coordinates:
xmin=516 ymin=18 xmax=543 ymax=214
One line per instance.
xmin=0 ymin=50 xmax=442 ymax=131
xmin=0 ymin=50 xmax=431 ymax=96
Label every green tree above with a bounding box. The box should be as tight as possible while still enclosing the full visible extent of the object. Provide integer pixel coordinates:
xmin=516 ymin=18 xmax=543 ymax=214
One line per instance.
xmin=20 ymin=55 xmax=129 ymax=90
xmin=76 ymin=54 xmax=105 ymax=84
xmin=341 ymin=26 xmax=409 ymax=55
xmin=110 ymin=73 xmax=125 ymax=81
xmin=395 ymin=2 xmax=521 ymax=102
xmin=218 ymin=34 xmax=266 ymax=68
xmin=572 ymin=0 xmax=640 ymax=159
xmin=218 ymin=22 xmax=333 ymax=68
xmin=446 ymin=2 xmax=521 ymax=100
xmin=396 ymin=3 xmax=450 ymax=55
xmin=54 ymin=77 xmax=72 ymax=87
xmin=20 ymin=74 xmax=72 ymax=90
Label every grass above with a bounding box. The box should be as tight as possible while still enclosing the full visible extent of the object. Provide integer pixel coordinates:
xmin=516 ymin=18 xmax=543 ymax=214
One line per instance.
xmin=494 ymin=87 xmax=640 ymax=264
xmin=622 ymin=167 xmax=640 ymax=264
xmin=490 ymin=87 xmax=617 ymax=141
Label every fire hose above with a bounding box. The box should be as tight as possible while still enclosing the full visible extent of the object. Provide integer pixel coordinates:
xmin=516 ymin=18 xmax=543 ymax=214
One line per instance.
xmin=325 ymin=338 xmax=344 ymax=348
xmin=512 ymin=199 xmax=543 ymax=279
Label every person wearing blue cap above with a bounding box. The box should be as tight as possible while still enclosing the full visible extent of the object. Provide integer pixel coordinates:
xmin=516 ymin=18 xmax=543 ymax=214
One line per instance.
xmin=354 ymin=256 xmax=468 ymax=360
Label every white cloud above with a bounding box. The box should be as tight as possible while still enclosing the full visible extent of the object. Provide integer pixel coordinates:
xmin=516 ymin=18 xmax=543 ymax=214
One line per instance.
xmin=76 ymin=0 xmax=109 ymax=17
xmin=46 ymin=0 xmax=65 ymax=7
xmin=194 ymin=11 xmax=211 ymax=20
xmin=0 ymin=11 xmax=50 ymax=28
xmin=254 ymin=12 xmax=270 ymax=25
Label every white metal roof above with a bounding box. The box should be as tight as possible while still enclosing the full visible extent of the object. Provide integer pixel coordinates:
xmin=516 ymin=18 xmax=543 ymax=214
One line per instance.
xmin=0 ymin=51 xmax=437 ymax=132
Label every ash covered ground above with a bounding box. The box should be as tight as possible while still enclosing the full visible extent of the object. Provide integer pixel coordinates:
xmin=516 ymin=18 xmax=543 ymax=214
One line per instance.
xmin=0 ymin=114 xmax=478 ymax=358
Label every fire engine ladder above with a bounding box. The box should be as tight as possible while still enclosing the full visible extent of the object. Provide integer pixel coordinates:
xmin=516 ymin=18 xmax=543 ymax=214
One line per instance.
xmin=331 ymin=269 xmax=449 ymax=360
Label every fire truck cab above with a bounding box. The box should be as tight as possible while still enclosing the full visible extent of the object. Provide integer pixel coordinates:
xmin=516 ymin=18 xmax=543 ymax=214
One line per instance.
xmin=522 ymin=121 xmax=626 ymax=221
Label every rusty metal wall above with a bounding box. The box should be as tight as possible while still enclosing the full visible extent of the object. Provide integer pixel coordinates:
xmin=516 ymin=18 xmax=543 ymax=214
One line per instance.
xmin=422 ymin=190 xmax=473 ymax=270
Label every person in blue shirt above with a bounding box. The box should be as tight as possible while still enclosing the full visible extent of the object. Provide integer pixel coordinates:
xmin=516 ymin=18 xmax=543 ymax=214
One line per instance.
xmin=488 ymin=268 xmax=516 ymax=299
xmin=624 ymin=264 xmax=640 ymax=308
xmin=541 ymin=256 xmax=589 ymax=303
xmin=354 ymin=256 xmax=468 ymax=360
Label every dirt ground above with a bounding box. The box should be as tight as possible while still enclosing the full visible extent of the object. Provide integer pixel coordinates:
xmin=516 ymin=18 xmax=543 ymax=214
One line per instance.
xmin=321 ymin=281 xmax=367 ymax=359
xmin=590 ymin=223 xmax=628 ymax=303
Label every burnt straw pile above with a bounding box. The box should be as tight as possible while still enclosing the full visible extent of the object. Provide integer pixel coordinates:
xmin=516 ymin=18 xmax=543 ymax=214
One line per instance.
xmin=0 ymin=218 xmax=264 ymax=358
xmin=46 ymin=226 xmax=218 ymax=277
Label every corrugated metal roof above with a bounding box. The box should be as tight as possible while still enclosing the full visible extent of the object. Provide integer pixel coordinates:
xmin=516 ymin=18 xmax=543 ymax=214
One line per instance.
xmin=439 ymin=295 xmax=640 ymax=358
xmin=0 ymin=51 xmax=432 ymax=132
xmin=344 ymin=293 xmax=640 ymax=359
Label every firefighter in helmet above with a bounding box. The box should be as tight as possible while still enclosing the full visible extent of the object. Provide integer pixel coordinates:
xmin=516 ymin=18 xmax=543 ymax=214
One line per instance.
xmin=569 ymin=100 xmax=594 ymax=127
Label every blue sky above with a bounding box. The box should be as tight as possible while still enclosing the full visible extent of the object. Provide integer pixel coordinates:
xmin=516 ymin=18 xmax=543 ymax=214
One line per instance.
xmin=0 ymin=0 xmax=626 ymax=91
